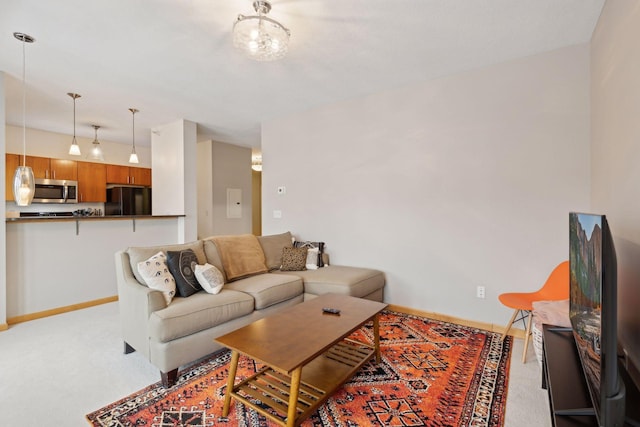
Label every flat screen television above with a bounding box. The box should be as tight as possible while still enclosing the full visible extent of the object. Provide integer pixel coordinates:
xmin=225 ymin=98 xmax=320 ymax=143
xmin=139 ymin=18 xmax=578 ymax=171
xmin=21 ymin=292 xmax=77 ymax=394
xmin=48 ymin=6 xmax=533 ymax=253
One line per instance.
xmin=569 ymin=212 xmax=625 ymax=427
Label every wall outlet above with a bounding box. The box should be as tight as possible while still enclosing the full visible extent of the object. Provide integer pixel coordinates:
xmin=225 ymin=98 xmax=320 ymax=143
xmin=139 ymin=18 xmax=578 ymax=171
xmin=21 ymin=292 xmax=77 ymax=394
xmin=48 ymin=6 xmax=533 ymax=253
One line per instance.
xmin=277 ymin=186 xmax=286 ymax=195
xmin=476 ymin=285 xmax=486 ymax=299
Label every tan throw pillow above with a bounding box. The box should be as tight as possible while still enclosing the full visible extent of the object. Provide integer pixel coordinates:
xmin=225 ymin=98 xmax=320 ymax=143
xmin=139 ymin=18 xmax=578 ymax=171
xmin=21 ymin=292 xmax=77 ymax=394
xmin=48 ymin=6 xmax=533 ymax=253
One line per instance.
xmin=137 ymin=251 xmax=176 ymax=305
xmin=211 ymin=234 xmax=268 ymax=281
xmin=280 ymin=247 xmax=308 ymax=271
xmin=195 ymin=263 xmax=225 ymax=295
xmin=257 ymin=231 xmax=293 ymax=271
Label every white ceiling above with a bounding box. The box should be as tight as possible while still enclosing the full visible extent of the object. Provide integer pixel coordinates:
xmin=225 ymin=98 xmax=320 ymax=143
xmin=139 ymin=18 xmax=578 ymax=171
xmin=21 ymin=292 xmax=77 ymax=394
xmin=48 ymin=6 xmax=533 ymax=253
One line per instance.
xmin=1 ymin=0 xmax=605 ymax=149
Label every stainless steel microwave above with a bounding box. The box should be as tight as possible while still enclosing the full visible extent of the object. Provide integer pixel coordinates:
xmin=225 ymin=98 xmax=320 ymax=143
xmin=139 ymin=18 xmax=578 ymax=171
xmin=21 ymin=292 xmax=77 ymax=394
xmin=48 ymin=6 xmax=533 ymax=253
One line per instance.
xmin=33 ymin=179 xmax=78 ymax=204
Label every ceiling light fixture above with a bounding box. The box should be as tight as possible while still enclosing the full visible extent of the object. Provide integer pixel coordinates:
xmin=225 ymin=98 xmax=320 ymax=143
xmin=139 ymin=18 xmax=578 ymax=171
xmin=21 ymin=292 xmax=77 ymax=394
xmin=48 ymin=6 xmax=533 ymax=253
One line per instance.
xmin=12 ymin=32 xmax=36 ymax=206
xmin=68 ymin=93 xmax=81 ymax=156
xmin=87 ymin=125 xmax=105 ymax=161
xmin=128 ymin=108 xmax=139 ymax=164
xmin=233 ymin=1 xmax=290 ymax=61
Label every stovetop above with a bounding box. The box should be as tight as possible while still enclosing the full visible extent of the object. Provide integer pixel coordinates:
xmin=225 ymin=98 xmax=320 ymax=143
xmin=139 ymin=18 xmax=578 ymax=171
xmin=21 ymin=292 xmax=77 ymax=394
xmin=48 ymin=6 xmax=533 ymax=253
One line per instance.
xmin=19 ymin=211 xmax=75 ymax=217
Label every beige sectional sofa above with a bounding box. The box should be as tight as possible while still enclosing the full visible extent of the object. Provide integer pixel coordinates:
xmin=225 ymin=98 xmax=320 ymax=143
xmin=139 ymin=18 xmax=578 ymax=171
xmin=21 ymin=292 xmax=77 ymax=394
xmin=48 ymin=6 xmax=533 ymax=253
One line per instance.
xmin=115 ymin=232 xmax=385 ymax=387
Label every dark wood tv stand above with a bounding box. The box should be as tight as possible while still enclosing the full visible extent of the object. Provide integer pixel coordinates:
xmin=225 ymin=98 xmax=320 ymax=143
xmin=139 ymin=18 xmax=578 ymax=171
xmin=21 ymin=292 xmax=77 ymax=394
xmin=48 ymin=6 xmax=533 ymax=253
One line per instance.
xmin=542 ymin=324 xmax=640 ymax=427
xmin=542 ymin=324 xmax=598 ymax=426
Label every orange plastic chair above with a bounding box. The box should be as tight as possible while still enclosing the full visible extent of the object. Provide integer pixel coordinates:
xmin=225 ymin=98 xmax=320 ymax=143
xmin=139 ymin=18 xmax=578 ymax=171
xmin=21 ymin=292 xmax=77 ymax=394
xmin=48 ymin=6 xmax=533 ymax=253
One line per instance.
xmin=498 ymin=261 xmax=569 ymax=362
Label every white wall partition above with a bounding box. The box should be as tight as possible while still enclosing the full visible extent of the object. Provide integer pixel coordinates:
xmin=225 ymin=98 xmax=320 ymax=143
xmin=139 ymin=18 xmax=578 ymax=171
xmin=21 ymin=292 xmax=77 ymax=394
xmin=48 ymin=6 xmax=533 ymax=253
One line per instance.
xmin=262 ymin=44 xmax=591 ymax=326
xmin=590 ymin=0 xmax=640 ymax=385
xmin=151 ymin=119 xmax=197 ymax=242
xmin=1 ymin=71 xmax=7 ymax=328
xmin=5 ymin=217 xmax=179 ymax=318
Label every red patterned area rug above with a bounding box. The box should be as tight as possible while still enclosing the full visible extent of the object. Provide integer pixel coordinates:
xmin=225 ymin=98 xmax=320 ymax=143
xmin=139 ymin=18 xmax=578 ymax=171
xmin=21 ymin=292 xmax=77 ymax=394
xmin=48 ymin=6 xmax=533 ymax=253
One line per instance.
xmin=87 ymin=311 xmax=512 ymax=427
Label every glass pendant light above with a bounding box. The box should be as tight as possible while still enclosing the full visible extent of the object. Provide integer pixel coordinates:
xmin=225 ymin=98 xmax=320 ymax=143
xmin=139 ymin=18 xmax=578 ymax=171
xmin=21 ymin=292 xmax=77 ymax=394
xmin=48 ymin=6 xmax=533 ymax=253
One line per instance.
xmin=12 ymin=32 xmax=36 ymax=206
xmin=128 ymin=108 xmax=139 ymax=164
xmin=87 ymin=125 xmax=105 ymax=161
xmin=68 ymin=93 xmax=81 ymax=155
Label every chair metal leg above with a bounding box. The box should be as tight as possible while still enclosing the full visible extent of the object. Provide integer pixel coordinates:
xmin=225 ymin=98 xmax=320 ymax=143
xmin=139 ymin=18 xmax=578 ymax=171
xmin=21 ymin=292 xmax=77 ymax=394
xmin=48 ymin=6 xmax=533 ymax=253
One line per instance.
xmin=501 ymin=309 xmax=520 ymax=341
xmin=522 ymin=310 xmax=533 ymax=363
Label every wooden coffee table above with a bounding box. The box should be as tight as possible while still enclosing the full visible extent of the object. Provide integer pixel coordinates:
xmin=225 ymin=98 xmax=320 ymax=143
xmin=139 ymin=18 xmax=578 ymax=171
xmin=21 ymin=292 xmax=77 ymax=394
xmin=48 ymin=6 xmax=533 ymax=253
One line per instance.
xmin=215 ymin=293 xmax=387 ymax=427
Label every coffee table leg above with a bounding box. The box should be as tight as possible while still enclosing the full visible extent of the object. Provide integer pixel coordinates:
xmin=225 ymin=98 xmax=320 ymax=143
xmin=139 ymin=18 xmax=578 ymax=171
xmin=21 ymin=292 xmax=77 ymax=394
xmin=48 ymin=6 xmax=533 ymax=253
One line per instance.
xmin=223 ymin=350 xmax=240 ymax=417
xmin=373 ymin=314 xmax=381 ymax=363
xmin=286 ymin=366 xmax=302 ymax=427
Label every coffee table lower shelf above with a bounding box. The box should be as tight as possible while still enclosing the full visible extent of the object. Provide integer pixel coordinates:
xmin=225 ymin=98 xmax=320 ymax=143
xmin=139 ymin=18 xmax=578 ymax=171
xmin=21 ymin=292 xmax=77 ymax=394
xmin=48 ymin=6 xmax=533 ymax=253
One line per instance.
xmin=226 ymin=339 xmax=375 ymax=427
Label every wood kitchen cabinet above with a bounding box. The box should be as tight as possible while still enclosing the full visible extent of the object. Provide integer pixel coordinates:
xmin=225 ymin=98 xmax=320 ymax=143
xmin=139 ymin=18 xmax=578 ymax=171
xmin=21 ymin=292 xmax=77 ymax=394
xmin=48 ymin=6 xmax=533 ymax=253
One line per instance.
xmin=106 ymin=165 xmax=151 ymax=186
xmin=5 ymin=153 xmax=21 ymax=201
xmin=130 ymin=167 xmax=151 ymax=186
xmin=77 ymin=161 xmax=106 ymax=202
xmin=50 ymin=159 xmax=78 ymax=180
xmin=25 ymin=156 xmax=50 ymax=179
xmin=25 ymin=155 xmax=77 ymax=180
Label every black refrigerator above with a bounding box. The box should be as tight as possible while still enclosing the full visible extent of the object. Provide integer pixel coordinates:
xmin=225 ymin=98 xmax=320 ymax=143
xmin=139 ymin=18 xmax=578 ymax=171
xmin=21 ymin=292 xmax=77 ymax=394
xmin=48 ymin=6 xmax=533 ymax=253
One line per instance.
xmin=105 ymin=187 xmax=152 ymax=216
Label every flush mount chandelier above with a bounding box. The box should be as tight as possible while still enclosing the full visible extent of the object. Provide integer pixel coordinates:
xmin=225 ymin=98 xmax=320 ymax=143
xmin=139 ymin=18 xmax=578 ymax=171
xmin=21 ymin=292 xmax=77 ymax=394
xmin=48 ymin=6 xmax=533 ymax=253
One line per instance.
xmin=233 ymin=0 xmax=290 ymax=61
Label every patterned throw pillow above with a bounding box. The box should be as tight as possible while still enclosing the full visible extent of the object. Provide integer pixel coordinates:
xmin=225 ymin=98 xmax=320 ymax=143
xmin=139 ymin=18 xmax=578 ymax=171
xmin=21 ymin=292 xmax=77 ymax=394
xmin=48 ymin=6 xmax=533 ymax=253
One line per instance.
xmin=293 ymin=241 xmax=325 ymax=267
xmin=194 ymin=263 xmax=225 ymax=295
xmin=167 ymin=249 xmax=202 ymax=298
xmin=280 ymin=247 xmax=308 ymax=271
xmin=137 ymin=251 xmax=176 ymax=305
xmin=305 ymin=247 xmax=320 ymax=270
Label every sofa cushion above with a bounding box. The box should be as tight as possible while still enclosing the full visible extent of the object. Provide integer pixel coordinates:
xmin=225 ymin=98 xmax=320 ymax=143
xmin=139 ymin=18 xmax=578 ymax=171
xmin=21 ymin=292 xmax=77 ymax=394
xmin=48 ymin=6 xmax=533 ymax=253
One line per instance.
xmin=280 ymin=247 xmax=308 ymax=271
xmin=210 ymin=234 xmax=268 ymax=281
xmin=148 ymin=289 xmax=254 ymax=343
xmin=224 ymin=273 xmax=303 ymax=310
xmin=167 ymin=249 xmax=202 ymax=297
xmin=127 ymin=241 xmax=206 ymax=286
xmin=280 ymin=265 xmax=385 ymax=298
xmin=257 ymin=231 xmax=293 ymax=271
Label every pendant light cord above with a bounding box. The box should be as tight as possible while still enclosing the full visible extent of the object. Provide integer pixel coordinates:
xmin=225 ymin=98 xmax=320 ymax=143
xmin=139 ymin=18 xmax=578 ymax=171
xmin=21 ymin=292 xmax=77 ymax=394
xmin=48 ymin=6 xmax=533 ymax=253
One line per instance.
xmin=73 ymin=96 xmax=77 ymax=142
xmin=21 ymin=36 xmax=26 ymax=167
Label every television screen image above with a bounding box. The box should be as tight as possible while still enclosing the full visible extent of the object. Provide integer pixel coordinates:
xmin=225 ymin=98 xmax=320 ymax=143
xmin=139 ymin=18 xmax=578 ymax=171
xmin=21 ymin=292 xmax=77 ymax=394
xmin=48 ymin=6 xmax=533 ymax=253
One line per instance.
xmin=569 ymin=212 xmax=625 ymax=427
xmin=570 ymin=213 xmax=604 ymax=411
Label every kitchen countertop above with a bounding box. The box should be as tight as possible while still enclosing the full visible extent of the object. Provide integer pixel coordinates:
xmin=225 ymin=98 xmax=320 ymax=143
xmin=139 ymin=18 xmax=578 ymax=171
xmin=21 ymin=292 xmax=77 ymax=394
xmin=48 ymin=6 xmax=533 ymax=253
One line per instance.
xmin=6 ymin=215 xmax=183 ymax=223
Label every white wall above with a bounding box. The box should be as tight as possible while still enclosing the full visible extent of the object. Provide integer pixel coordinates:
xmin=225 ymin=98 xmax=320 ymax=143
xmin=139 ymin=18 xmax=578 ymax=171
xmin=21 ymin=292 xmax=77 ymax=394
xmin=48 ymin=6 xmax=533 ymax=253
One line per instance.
xmin=196 ymin=140 xmax=252 ymax=238
xmin=210 ymin=141 xmax=252 ymax=236
xmin=151 ymin=119 xmax=198 ymax=242
xmin=591 ymin=0 xmax=640 ymax=383
xmin=262 ymin=44 xmax=591 ymax=326
xmin=1 ymin=72 xmax=7 ymax=327
xmin=5 ymin=125 xmax=151 ymax=167
xmin=197 ymin=140 xmax=214 ymax=238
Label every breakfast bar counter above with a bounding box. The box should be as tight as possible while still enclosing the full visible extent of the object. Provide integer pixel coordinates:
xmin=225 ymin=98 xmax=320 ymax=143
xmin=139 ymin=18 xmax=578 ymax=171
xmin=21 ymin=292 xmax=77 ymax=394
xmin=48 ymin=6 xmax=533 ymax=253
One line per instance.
xmin=6 ymin=214 xmax=182 ymax=223
xmin=5 ymin=215 xmax=184 ymax=323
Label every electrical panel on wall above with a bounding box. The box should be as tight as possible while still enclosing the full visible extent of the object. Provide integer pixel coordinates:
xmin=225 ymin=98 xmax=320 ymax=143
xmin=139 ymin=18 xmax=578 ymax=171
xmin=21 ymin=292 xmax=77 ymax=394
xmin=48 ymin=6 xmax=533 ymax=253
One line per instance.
xmin=227 ymin=188 xmax=242 ymax=218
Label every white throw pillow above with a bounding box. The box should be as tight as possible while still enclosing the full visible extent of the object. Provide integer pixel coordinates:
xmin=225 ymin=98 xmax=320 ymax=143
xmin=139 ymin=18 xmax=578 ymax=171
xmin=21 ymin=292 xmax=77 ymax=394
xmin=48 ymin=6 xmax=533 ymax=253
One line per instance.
xmin=195 ymin=263 xmax=225 ymax=294
xmin=137 ymin=251 xmax=176 ymax=305
xmin=305 ymin=247 xmax=319 ymax=270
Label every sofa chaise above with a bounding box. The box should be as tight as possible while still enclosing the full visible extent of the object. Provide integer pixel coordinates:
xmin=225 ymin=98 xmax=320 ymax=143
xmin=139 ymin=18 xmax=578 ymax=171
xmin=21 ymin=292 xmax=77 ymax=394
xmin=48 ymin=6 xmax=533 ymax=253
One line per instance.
xmin=115 ymin=232 xmax=385 ymax=387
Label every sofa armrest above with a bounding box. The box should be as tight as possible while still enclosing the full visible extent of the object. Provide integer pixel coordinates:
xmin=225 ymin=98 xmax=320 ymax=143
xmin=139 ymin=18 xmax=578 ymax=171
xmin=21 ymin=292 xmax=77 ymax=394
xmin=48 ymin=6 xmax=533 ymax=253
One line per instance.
xmin=115 ymin=250 xmax=167 ymax=358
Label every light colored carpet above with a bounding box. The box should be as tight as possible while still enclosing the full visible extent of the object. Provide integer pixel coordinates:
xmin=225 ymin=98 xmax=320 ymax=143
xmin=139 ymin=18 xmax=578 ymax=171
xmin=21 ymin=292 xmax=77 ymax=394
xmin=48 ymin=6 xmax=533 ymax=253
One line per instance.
xmin=0 ymin=302 xmax=550 ymax=426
